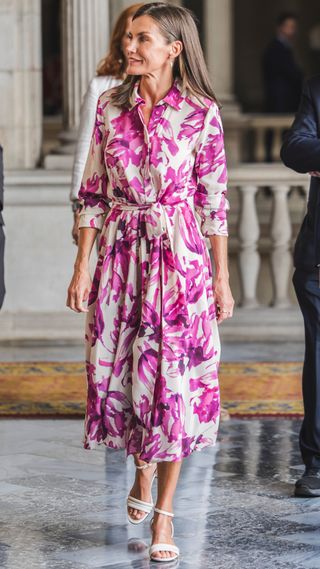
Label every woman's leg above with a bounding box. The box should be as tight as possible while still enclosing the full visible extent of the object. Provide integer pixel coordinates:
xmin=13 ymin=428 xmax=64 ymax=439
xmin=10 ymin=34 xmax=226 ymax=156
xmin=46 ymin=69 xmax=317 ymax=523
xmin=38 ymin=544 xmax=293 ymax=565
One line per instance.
xmin=151 ymin=460 xmax=183 ymax=560
xmin=127 ymin=453 xmax=158 ymax=521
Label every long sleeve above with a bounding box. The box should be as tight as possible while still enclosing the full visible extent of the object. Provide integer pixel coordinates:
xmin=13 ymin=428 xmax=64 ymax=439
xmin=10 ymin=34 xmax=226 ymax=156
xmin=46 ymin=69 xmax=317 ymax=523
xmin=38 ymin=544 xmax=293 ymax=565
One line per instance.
xmin=280 ymin=79 xmax=320 ymax=173
xmin=69 ymin=76 xmax=119 ymax=202
xmin=78 ymin=96 xmax=109 ymax=231
xmin=194 ymin=101 xmax=229 ymax=237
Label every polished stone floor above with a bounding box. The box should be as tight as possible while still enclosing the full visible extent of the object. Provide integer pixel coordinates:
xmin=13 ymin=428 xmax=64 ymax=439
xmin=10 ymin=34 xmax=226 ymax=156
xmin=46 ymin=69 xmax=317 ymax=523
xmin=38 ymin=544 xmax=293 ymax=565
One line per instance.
xmin=0 ymin=341 xmax=314 ymax=568
xmin=0 ymin=341 xmax=305 ymax=363
xmin=0 ymin=418 xmax=320 ymax=569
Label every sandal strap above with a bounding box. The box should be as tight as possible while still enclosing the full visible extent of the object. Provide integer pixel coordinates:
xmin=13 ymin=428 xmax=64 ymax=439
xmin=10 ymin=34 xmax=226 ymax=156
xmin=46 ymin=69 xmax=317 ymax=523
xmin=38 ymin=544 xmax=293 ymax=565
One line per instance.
xmin=154 ymin=507 xmax=174 ymax=517
xmin=150 ymin=543 xmax=180 ymax=556
xmin=127 ymin=496 xmax=153 ymax=513
xmin=135 ymin=462 xmax=154 ymax=470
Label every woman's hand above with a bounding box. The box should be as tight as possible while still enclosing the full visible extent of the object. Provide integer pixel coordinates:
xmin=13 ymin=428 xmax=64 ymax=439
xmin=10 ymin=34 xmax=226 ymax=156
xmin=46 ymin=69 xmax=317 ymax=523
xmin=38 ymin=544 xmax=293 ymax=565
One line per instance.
xmin=66 ymin=265 xmax=92 ymax=313
xmin=72 ymin=211 xmax=81 ymax=245
xmin=214 ymin=276 xmax=234 ymax=324
xmin=309 ymin=171 xmax=320 ymax=177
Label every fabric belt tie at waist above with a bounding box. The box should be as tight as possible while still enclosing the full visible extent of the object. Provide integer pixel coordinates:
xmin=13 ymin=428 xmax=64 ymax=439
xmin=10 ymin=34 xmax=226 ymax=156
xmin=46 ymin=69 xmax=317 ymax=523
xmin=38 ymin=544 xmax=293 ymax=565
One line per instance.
xmin=109 ymin=199 xmax=192 ymax=327
xmin=110 ymin=200 xmax=184 ymax=239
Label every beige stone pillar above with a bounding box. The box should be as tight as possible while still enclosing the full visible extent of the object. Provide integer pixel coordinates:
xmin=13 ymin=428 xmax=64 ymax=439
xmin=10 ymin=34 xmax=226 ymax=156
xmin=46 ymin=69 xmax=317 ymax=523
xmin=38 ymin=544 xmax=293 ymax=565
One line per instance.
xmin=0 ymin=0 xmax=42 ymax=169
xmin=204 ymin=0 xmax=244 ymax=164
xmin=204 ymin=0 xmax=235 ymax=104
xmin=45 ymin=0 xmax=110 ymax=168
xmin=110 ymin=0 xmax=134 ymax=27
xmin=109 ymin=0 xmax=181 ymax=28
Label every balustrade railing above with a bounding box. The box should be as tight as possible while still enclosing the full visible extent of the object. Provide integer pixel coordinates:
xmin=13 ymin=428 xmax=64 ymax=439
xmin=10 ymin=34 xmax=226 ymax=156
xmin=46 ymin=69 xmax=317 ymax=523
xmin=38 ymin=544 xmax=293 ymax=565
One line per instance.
xmin=241 ymin=114 xmax=294 ymax=163
xmin=3 ymin=164 xmax=310 ymax=314
xmin=224 ymin=163 xmax=309 ymax=308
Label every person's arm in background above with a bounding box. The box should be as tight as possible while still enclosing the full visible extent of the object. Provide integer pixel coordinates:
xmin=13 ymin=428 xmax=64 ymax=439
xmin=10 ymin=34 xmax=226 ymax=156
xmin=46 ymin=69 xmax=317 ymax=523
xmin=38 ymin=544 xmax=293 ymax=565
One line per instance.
xmin=67 ymin=96 xmax=109 ymax=313
xmin=194 ymin=101 xmax=234 ymax=324
xmin=70 ymin=79 xmax=101 ymax=201
xmin=281 ymin=80 xmax=320 ymax=173
xmin=70 ymin=79 xmax=99 ymax=244
xmin=70 ymin=78 xmax=112 ymax=244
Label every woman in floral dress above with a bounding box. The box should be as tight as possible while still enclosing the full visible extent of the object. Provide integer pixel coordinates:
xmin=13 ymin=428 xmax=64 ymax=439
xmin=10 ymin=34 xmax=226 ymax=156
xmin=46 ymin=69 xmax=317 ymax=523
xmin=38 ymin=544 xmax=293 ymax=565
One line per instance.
xmin=67 ymin=2 xmax=234 ymax=562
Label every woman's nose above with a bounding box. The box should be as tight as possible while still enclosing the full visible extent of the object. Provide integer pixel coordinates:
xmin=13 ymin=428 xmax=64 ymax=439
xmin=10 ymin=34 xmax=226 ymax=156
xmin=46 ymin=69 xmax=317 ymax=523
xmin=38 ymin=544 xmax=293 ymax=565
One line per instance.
xmin=127 ymin=39 xmax=136 ymax=54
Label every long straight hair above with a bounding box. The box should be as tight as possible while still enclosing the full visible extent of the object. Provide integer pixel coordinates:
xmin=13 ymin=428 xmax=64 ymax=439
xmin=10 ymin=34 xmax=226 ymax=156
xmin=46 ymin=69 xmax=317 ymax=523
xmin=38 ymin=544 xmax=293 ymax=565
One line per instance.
xmin=109 ymin=2 xmax=220 ymax=107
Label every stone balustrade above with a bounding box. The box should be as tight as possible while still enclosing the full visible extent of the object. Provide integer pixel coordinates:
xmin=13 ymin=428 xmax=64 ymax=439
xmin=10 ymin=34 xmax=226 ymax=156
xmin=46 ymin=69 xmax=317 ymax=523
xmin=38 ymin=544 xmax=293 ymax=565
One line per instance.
xmin=226 ymin=163 xmax=309 ymax=308
xmin=239 ymin=114 xmax=294 ymax=163
xmin=0 ymin=164 xmax=310 ymax=341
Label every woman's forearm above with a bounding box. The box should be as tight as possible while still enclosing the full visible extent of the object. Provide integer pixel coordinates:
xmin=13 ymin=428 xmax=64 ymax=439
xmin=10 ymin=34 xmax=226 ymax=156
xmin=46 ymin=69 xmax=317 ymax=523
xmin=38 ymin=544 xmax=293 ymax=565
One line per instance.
xmin=209 ymin=235 xmax=229 ymax=280
xmin=74 ymin=227 xmax=98 ymax=269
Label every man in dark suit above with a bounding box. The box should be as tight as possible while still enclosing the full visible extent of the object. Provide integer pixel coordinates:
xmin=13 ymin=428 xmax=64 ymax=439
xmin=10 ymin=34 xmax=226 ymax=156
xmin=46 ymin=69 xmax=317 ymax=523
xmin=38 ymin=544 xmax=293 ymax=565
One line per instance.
xmin=0 ymin=146 xmax=5 ymax=309
xmin=281 ymin=75 xmax=320 ymax=497
xmin=263 ymin=13 xmax=303 ymax=114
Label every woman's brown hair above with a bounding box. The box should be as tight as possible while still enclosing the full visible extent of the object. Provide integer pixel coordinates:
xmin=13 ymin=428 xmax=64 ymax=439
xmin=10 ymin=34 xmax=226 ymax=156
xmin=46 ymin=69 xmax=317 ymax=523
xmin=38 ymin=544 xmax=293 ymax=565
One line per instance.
xmin=109 ymin=2 xmax=219 ymax=107
xmin=96 ymin=3 xmax=144 ymax=79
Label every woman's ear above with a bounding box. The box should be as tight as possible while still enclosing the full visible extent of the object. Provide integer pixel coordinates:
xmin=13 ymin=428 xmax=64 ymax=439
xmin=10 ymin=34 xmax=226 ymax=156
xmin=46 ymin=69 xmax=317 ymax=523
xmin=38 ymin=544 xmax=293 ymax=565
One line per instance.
xmin=171 ymin=40 xmax=183 ymax=58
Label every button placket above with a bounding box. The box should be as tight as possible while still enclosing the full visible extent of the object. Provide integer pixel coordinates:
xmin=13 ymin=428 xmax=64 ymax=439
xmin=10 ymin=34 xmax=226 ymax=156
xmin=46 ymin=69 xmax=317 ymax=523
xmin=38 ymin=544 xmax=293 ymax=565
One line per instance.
xmin=137 ymin=105 xmax=152 ymax=191
xmin=137 ymin=102 xmax=169 ymax=201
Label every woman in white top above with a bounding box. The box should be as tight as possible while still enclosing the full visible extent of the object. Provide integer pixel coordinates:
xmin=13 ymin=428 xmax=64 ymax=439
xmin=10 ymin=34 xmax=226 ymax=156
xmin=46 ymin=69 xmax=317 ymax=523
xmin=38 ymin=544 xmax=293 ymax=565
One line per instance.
xmin=70 ymin=3 xmax=143 ymax=244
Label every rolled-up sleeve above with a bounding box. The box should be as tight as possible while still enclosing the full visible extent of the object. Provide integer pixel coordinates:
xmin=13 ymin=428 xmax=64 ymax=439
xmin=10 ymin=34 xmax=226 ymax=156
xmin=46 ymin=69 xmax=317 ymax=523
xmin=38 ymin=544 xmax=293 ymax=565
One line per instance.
xmin=193 ymin=101 xmax=229 ymax=237
xmin=78 ymin=96 xmax=109 ymax=231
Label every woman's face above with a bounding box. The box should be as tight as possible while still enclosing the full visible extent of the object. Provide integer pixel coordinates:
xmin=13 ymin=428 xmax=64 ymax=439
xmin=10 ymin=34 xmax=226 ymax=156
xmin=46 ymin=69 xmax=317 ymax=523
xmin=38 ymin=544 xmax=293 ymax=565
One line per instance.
xmin=126 ymin=15 xmax=180 ymax=76
xmin=121 ymin=17 xmax=133 ymax=58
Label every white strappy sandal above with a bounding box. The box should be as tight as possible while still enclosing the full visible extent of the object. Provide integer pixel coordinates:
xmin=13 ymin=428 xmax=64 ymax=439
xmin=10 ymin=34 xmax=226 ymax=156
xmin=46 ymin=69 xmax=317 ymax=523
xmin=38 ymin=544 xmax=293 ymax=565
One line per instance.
xmin=127 ymin=462 xmax=158 ymax=525
xmin=149 ymin=507 xmax=180 ymax=563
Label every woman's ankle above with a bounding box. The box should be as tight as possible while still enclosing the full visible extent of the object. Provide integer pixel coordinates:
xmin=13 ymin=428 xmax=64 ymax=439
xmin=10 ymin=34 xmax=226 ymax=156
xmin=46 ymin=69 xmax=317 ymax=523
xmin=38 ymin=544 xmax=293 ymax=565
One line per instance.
xmin=154 ymin=503 xmax=174 ymax=514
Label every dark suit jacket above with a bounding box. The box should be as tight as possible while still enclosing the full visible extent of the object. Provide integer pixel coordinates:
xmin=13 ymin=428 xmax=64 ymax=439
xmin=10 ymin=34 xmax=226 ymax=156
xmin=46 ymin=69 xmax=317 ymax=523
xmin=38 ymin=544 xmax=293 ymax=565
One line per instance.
xmin=0 ymin=145 xmax=5 ymax=308
xmin=262 ymin=38 xmax=303 ymax=113
xmin=281 ymin=75 xmax=320 ymax=270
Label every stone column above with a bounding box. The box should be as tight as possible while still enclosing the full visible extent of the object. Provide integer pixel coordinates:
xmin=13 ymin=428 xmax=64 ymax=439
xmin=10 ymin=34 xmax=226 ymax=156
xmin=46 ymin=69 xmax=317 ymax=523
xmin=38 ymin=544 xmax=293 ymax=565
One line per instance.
xmin=204 ymin=0 xmax=234 ymax=104
xmin=204 ymin=0 xmax=243 ymax=164
xmin=0 ymin=0 xmax=42 ymax=169
xmin=44 ymin=0 xmax=110 ymax=169
xmin=110 ymin=0 xmax=134 ymax=27
xmin=109 ymin=0 xmax=158 ymax=27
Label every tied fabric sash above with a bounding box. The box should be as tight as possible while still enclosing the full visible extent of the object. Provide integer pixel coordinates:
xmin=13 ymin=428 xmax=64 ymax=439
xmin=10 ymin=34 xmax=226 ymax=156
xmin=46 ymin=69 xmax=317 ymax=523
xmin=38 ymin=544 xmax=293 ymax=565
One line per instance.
xmin=109 ymin=199 xmax=187 ymax=240
xmin=106 ymin=197 xmax=200 ymax=330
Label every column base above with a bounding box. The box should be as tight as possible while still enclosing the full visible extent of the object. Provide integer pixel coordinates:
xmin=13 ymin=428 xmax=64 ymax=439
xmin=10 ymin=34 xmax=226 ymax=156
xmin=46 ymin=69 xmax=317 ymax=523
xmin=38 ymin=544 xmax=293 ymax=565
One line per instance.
xmin=43 ymin=128 xmax=77 ymax=170
xmin=43 ymin=154 xmax=74 ymax=170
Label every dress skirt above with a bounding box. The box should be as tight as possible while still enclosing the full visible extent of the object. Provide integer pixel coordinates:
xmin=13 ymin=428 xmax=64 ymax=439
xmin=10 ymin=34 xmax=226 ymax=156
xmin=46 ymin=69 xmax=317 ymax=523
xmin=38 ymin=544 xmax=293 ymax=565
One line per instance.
xmin=83 ymin=199 xmax=221 ymax=463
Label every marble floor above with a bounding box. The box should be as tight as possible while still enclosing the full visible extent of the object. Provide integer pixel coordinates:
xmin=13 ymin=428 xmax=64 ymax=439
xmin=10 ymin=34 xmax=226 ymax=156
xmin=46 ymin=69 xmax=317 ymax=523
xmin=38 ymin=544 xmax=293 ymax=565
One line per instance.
xmin=0 ymin=417 xmax=320 ymax=569
xmin=0 ymin=341 xmax=305 ymax=363
xmin=0 ymin=341 xmax=314 ymax=568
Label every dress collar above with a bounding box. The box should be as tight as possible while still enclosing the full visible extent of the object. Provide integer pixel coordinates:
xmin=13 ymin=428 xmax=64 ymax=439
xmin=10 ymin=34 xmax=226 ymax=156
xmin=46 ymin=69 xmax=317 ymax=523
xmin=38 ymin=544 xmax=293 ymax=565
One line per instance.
xmin=129 ymin=78 xmax=185 ymax=111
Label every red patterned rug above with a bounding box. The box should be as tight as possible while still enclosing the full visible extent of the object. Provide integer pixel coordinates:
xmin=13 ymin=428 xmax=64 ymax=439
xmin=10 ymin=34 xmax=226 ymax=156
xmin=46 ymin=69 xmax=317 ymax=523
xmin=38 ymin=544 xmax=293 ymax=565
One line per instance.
xmin=0 ymin=361 xmax=303 ymax=417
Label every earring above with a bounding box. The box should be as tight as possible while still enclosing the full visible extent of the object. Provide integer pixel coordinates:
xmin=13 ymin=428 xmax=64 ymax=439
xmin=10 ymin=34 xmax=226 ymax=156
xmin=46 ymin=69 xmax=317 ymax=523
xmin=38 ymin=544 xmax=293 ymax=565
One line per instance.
xmin=170 ymin=59 xmax=174 ymax=68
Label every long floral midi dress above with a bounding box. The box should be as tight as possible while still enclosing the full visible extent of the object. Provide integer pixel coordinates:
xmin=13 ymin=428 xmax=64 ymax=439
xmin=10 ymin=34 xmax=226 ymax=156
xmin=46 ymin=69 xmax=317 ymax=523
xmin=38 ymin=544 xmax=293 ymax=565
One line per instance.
xmin=78 ymin=78 xmax=229 ymax=463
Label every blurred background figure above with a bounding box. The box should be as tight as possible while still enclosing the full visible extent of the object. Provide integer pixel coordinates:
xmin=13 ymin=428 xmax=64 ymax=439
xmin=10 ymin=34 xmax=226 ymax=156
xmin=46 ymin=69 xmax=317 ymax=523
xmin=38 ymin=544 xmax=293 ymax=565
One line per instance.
xmin=262 ymin=12 xmax=304 ymax=162
xmin=263 ymin=12 xmax=303 ymax=114
xmin=70 ymin=3 xmax=143 ymax=245
xmin=0 ymin=145 xmax=4 ymax=309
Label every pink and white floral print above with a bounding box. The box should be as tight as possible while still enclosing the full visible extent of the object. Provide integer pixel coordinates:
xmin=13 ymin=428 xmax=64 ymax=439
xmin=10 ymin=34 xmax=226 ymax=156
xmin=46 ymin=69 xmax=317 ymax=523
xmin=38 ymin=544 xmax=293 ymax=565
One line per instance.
xmin=78 ymin=79 xmax=229 ymax=462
